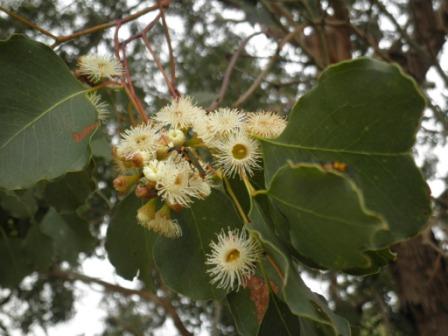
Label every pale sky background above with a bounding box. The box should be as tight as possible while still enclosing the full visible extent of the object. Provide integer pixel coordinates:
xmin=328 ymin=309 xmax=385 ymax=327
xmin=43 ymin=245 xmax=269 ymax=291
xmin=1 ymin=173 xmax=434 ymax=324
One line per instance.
xmin=2 ymin=0 xmax=447 ymax=335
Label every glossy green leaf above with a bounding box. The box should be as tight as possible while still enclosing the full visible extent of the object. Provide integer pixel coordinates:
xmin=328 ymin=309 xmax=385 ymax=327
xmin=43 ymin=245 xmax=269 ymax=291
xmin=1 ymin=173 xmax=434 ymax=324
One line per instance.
xmin=266 ymin=163 xmax=385 ymax=270
xmin=105 ymin=195 xmax=156 ymax=288
xmin=249 ymin=199 xmax=351 ymax=336
xmin=154 ymin=191 xmax=240 ymax=300
xmin=261 ymin=58 xmax=430 ymax=247
xmin=0 ymin=35 xmax=97 ymax=190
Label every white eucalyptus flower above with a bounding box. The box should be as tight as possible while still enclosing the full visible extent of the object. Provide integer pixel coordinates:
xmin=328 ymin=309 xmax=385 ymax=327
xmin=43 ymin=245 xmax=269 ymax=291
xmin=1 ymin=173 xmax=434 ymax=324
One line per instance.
xmin=208 ymin=108 xmax=245 ymax=138
xmin=117 ymin=123 xmax=158 ymax=160
xmin=156 ymin=96 xmax=205 ymax=129
xmin=78 ymin=55 xmax=122 ymax=83
xmin=214 ymin=131 xmax=261 ymax=177
xmin=206 ymin=228 xmax=262 ymax=291
xmin=156 ymin=159 xmax=197 ymax=207
xmin=87 ymin=92 xmax=109 ymax=123
xmin=244 ymin=111 xmax=287 ymax=138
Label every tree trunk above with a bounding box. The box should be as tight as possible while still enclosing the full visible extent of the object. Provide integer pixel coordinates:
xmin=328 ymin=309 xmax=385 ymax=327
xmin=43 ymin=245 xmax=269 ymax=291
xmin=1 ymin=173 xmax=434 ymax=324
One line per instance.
xmin=391 ymin=234 xmax=448 ymax=335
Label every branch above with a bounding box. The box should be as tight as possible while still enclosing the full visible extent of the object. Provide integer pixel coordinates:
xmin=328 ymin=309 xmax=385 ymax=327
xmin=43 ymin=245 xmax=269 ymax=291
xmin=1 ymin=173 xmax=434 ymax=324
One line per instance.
xmin=373 ymin=0 xmax=448 ymax=84
xmin=233 ymin=29 xmax=299 ymax=107
xmin=260 ymin=0 xmax=324 ymax=69
xmin=141 ymin=34 xmax=179 ymax=99
xmin=159 ymin=3 xmax=177 ymax=85
xmin=207 ymin=31 xmax=263 ymax=111
xmin=0 ymin=6 xmax=57 ymax=39
xmin=1 ymin=3 xmax=165 ymax=47
xmin=114 ymin=21 xmax=149 ymax=123
xmin=54 ymin=3 xmax=165 ymax=47
xmin=45 ymin=269 xmax=193 ymax=336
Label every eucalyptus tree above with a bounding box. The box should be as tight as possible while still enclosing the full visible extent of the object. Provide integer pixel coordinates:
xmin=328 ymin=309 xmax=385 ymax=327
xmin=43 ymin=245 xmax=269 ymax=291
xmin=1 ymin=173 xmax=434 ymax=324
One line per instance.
xmin=0 ymin=1 xmax=447 ymax=335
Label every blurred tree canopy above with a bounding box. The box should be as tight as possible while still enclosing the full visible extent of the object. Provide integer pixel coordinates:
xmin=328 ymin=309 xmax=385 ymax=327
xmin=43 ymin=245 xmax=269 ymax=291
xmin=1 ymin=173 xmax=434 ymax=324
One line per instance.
xmin=0 ymin=0 xmax=447 ymax=335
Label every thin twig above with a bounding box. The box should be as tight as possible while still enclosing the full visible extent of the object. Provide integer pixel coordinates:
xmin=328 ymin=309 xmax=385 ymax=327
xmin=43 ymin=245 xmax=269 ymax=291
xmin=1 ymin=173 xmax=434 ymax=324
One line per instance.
xmin=301 ymin=0 xmax=330 ymax=67
xmin=53 ymin=3 xmax=164 ymax=47
xmin=223 ymin=176 xmax=250 ymax=224
xmin=371 ymin=0 xmax=448 ymax=86
xmin=207 ymin=31 xmax=263 ymax=111
xmin=142 ymin=34 xmax=179 ymax=99
xmin=233 ymin=28 xmax=299 ymax=107
xmin=159 ymin=3 xmax=177 ymax=85
xmin=114 ymin=21 xmax=149 ymax=123
xmin=45 ymin=269 xmax=192 ymax=336
xmin=121 ymin=12 xmax=162 ymax=44
xmin=0 ymin=6 xmax=58 ymax=39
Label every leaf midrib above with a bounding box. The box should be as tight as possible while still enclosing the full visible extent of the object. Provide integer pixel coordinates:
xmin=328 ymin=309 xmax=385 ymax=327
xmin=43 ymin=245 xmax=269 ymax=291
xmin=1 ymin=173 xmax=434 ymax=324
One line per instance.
xmin=268 ymin=193 xmax=382 ymax=231
xmin=261 ymin=138 xmax=410 ymax=156
xmin=0 ymin=89 xmax=88 ymax=151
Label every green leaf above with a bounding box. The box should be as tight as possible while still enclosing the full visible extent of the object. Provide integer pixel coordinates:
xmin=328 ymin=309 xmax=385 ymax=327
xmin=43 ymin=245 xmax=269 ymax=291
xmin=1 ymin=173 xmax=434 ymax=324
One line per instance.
xmin=0 ymin=188 xmax=38 ymax=218
xmin=40 ymin=208 xmax=95 ymax=264
xmin=259 ymin=295 xmax=300 ymax=336
xmin=227 ymin=288 xmax=260 ymax=336
xmin=154 ymin=191 xmax=240 ymax=300
xmin=0 ymin=222 xmax=53 ymax=287
xmin=105 ymin=195 xmax=157 ymax=288
xmin=44 ymin=170 xmax=94 ymax=213
xmin=266 ymin=163 xmax=385 ymax=271
xmin=249 ymin=198 xmax=350 ymax=336
xmin=0 ymin=35 xmax=97 ymax=190
xmin=261 ymin=58 xmax=430 ymax=247
xmin=23 ymin=221 xmax=54 ymax=270
xmin=0 ymin=237 xmax=31 ymax=287
xmin=90 ymin=130 xmax=112 ymax=161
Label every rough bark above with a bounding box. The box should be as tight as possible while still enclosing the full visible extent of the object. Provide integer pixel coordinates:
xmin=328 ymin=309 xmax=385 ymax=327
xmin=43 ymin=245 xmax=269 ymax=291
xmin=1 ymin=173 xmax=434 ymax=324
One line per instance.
xmin=391 ymin=234 xmax=448 ymax=336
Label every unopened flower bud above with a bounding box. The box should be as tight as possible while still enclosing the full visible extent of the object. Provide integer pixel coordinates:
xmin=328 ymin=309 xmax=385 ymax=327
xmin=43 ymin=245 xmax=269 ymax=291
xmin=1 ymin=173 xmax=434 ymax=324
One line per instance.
xmin=156 ymin=145 xmax=169 ymax=160
xmin=113 ymin=175 xmax=140 ymax=193
xmin=137 ymin=199 xmax=157 ymax=225
xmin=143 ymin=161 xmax=163 ymax=182
xmin=167 ymin=202 xmax=184 ymax=213
xmin=167 ymin=128 xmax=186 ymax=147
xmin=135 ymin=184 xmax=154 ymax=199
xmin=130 ymin=153 xmax=145 ymax=167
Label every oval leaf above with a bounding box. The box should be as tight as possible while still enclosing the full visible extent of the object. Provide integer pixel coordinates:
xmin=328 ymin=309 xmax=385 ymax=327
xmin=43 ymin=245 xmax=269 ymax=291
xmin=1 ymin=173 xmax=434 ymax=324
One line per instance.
xmin=261 ymin=58 xmax=431 ymax=247
xmin=105 ymin=195 xmax=157 ymax=288
xmin=0 ymin=35 xmax=97 ymax=190
xmin=266 ymin=163 xmax=386 ymax=270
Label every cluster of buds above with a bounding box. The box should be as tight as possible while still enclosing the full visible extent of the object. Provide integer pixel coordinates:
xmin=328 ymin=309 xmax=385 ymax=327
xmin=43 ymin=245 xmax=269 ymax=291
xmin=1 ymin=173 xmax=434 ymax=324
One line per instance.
xmin=112 ymin=96 xmax=287 ymax=239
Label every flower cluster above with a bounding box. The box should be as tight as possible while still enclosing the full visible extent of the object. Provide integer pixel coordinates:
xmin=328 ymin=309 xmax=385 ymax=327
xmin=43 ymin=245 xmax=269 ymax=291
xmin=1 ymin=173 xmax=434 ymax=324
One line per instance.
xmin=113 ymin=96 xmax=287 ymax=240
xmin=112 ymin=96 xmax=286 ymax=290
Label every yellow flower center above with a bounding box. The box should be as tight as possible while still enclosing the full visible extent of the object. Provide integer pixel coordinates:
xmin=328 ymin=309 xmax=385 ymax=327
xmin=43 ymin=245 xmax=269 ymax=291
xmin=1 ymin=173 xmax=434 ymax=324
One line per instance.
xmin=175 ymin=175 xmax=183 ymax=185
xmin=135 ymin=135 xmax=147 ymax=145
xmin=225 ymin=248 xmax=240 ymax=262
xmin=232 ymin=144 xmax=248 ymax=160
